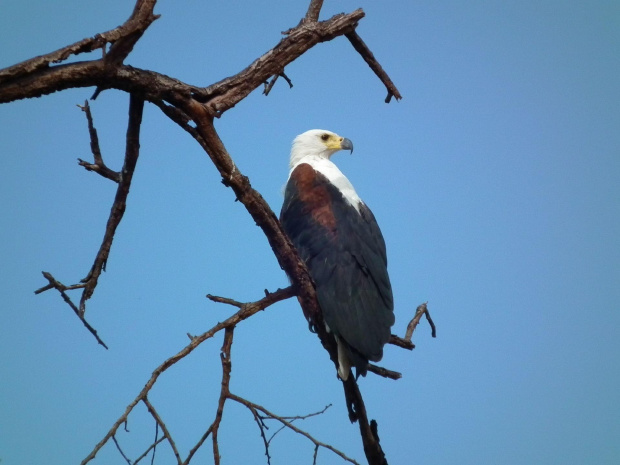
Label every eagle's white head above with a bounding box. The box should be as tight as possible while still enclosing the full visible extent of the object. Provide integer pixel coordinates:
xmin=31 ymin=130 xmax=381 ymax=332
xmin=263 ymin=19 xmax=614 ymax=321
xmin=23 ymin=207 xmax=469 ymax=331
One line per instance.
xmin=287 ymin=129 xmax=362 ymax=211
xmin=289 ymin=129 xmax=353 ymax=168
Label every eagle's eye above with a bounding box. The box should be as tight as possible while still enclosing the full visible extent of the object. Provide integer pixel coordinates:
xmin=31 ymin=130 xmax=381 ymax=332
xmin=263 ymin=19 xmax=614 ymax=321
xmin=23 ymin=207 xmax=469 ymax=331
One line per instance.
xmin=320 ymin=133 xmax=330 ymax=141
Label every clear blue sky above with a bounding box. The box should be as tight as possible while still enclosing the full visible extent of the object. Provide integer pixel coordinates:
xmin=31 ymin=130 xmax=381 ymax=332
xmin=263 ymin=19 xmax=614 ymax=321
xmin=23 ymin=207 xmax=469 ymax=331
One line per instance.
xmin=1 ymin=1 xmax=619 ymax=464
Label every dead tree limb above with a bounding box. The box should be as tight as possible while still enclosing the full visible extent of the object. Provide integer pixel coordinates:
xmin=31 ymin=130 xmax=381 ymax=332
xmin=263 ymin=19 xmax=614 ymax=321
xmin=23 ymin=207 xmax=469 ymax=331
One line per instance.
xmin=77 ymin=101 xmax=121 ymax=182
xmin=345 ymin=31 xmax=402 ymax=103
xmin=78 ymin=94 xmax=144 ymax=314
xmin=0 ymin=2 xmax=422 ymax=464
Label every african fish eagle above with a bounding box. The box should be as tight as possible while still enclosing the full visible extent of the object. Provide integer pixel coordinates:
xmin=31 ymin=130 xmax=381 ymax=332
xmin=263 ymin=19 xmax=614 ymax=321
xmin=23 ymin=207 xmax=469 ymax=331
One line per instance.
xmin=280 ymin=129 xmax=395 ymax=380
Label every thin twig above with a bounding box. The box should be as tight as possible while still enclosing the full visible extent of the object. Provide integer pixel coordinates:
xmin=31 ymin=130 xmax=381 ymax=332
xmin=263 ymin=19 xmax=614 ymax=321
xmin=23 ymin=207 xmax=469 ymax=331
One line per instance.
xmin=426 ymin=308 xmax=437 ymax=338
xmin=111 ymin=435 xmax=132 ymax=465
xmin=150 ymin=422 xmax=159 ymax=465
xmin=77 ymin=101 xmax=121 ymax=182
xmin=270 ymin=403 xmax=332 ymax=421
xmin=345 ymin=30 xmax=402 ymax=103
xmin=38 ymin=272 xmax=108 ymax=349
xmin=262 ymin=404 xmax=332 ymax=446
xmin=142 ymin=397 xmax=182 ymax=465
xmin=212 ymin=327 xmax=235 ymax=465
xmin=404 ymin=302 xmax=436 ymax=341
xmin=263 ymin=72 xmax=294 ymax=96
xmin=249 ymin=406 xmax=272 ymax=464
xmin=207 ymin=286 xmax=296 ymax=311
xmin=183 ymin=425 xmax=214 ymax=465
xmin=228 ymin=393 xmax=360 ymax=465
xmin=133 ymin=436 xmax=165 ymax=465
xmin=82 ymin=286 xmax=290 ymax=464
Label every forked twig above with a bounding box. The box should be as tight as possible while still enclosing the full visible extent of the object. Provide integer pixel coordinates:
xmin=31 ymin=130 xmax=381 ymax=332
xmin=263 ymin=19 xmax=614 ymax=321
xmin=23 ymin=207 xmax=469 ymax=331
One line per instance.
xmin=229 ymin=393 xmax=360 ymax=465
xmin=405 ymin=302 xmax=436 ymax=340
xmin=143 ymin=397 xmax=182 ymax=465
xmin=36 ymin=271 xmax=108 ymax=349
xmin=77 ymin=101 xmax=121 ymax=182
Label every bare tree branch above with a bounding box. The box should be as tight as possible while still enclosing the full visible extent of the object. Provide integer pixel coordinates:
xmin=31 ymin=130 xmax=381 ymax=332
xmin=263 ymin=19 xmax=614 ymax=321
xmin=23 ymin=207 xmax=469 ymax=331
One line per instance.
xmin=0 ymin=0 xmax=158 ymax=85
xmin=143 ymin=397 xmax=182 ymax=465
xmin=263 ymin=72 xmax=294 ymax=96
xmin=249 ymin=405 xmax=273 ymax=464
xmin=211 ymin=326 xmax=234 ymax=465
xmin=0 ymin=11 xmax=365 ymax=109
xmin=2 ymin=2 xmax=418 ymax=464
xmin=33 ymin=94 xmax=144 ymax=344
xmin=78 ymin=94 xmax=144 ymax=313
xmin=77 ymin=101 xmax=121 ymax=182
xmin=229 ymin=393 xmax=360 ymax=465
xmin=37 ymin=271 xmax=108 ymax=349
xmin=133 ymin=436 xmax=165 ymax=465
xmin=305 ymin=0 xmax=325 ymax=22
xmin=405 ymin=302 xmax=436 ymax=341
xmin=112 ymin=435 xmax=132 ymax=465
xmin=81 ymin=285 xmax=294 ymax=464
xmin=367 ymin=364 xmax=402 ymax=380
xmin=345 ymin=31 xmax=402 ymax=103
xmin=388 ymin=334 xmax=415 ymax=350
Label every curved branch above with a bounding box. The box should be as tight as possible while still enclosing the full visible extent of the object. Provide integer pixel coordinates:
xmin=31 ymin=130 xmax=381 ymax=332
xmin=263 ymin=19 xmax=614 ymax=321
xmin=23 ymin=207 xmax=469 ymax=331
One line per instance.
xmin=201 ymin=9 xmax=364 ymax=115
xmin=0 ymin=10 xmax=365 ymax=115
xmin=0 ymin=0 xmax=158 ymax=84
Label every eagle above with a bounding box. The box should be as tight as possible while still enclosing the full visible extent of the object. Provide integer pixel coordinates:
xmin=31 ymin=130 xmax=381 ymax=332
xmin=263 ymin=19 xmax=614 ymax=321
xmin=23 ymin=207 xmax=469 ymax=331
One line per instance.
xmin=280 ymin=129 xmax=395 ymax=380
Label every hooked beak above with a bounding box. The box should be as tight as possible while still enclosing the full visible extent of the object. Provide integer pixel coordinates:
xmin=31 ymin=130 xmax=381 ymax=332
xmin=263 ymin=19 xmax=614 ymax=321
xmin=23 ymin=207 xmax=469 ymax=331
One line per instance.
xmin=341 ymin=138 xmax=354 ymax=153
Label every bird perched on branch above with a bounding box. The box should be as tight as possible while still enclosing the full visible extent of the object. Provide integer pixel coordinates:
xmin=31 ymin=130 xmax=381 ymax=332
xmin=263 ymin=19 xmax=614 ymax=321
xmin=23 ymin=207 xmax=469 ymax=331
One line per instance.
xmin=280 ymin=129 xmax=394 ymax=380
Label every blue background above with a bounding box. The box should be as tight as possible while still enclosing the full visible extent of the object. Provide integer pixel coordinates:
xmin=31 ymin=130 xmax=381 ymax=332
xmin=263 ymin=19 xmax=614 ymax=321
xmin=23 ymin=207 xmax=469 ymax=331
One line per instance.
xmin=1 ymin=1 xmax=619 ymax=464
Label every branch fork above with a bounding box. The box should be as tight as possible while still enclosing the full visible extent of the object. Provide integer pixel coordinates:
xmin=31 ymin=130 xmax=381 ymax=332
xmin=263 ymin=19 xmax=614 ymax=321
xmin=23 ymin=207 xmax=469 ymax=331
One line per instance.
xmin=1 ymin=1 xmax=417 ymax=464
